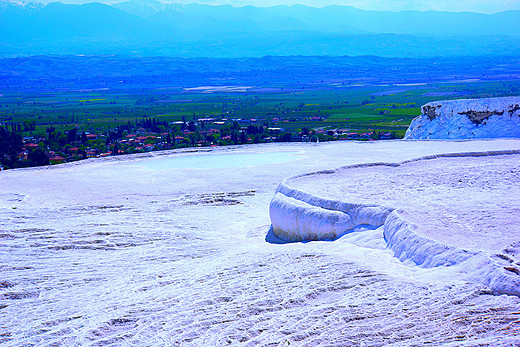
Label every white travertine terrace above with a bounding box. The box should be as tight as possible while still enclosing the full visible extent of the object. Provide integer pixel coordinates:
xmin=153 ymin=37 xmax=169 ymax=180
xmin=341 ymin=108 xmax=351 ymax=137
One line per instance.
xmin=269 ymin=151 xmax=520 ymax=296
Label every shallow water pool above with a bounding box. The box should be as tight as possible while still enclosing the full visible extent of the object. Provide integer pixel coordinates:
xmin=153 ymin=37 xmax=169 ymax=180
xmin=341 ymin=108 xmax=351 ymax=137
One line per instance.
xmin=135 ymin=151 xmax=303 ymax=170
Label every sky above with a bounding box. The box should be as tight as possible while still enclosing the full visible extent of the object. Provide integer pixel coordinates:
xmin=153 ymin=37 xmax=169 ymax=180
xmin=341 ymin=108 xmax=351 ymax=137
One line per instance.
xmin=40 ymin=0 xmax=520 ymax=13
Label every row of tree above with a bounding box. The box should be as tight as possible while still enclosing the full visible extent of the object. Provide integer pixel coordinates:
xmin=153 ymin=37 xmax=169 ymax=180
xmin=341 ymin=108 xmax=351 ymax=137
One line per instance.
xmin=0 ymin=127 xmax=49 ymax=168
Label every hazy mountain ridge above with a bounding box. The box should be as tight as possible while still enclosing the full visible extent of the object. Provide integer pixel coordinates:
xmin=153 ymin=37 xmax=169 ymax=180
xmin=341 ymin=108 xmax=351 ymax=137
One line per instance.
xmin=1 ymin=0 xmax=520 ymax=57
xmin=114 ymin=0 xmax=520 ymax=37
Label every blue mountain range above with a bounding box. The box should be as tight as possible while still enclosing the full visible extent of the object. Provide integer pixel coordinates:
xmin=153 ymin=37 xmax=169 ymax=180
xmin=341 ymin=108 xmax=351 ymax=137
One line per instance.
xmin=1 ymin=0 xmax=519 ymax=57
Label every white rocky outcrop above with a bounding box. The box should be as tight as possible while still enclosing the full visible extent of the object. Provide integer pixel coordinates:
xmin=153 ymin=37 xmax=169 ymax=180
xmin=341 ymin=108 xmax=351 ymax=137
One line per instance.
xmin=405 ymin=96 xmax=520 ymax=139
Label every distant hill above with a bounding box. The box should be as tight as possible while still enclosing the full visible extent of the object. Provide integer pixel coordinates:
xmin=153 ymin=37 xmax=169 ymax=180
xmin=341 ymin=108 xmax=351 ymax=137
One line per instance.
xmin=1 ymin=0 xmax=520 ymax=57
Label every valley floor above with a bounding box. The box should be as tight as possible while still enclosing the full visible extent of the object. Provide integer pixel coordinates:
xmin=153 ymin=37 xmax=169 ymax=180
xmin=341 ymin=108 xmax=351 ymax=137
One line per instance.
xmin=1 ymin=139 xmax=520 ymax=346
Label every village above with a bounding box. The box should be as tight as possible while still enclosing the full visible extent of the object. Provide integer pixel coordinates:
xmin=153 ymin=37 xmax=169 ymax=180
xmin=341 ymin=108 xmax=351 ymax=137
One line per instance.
xmin=1 ymin=116 xmax=395 ymax=169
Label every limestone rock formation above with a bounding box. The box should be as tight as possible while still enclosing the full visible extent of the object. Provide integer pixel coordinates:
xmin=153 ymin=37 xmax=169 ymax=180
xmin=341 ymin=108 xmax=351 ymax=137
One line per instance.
xmin=405 ymin=96 xmax=520 ymax=139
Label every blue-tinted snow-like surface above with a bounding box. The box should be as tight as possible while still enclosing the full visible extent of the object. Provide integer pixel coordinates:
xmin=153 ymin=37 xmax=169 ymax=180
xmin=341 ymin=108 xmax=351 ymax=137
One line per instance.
xmin=134 ymin=151 xmax=303 ymax=170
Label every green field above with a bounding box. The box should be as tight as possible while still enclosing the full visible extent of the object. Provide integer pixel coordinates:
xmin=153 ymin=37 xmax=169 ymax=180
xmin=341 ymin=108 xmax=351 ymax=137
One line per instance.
xmin=2 ymin=79 xmax=520 ymax=139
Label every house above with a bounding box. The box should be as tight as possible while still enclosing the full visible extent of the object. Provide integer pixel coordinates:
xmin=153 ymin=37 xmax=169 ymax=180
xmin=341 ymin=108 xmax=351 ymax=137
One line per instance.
xmin=24 ymin=143 xmax=39 ymax=149
xmin=49 ymin=156 xmax=66 ymax=164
